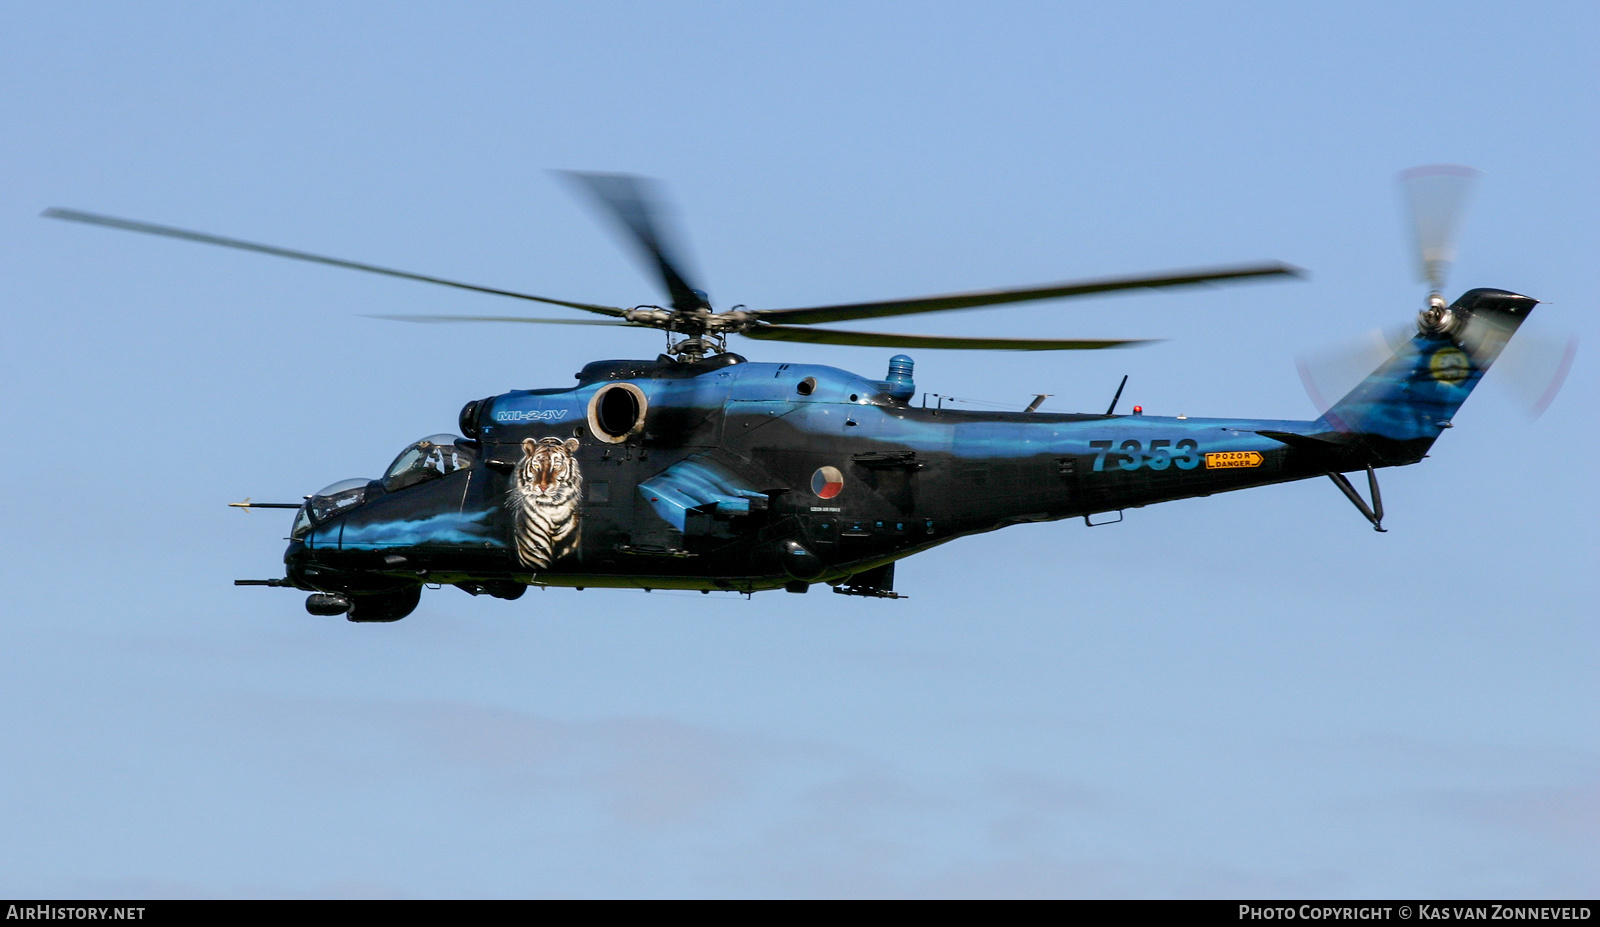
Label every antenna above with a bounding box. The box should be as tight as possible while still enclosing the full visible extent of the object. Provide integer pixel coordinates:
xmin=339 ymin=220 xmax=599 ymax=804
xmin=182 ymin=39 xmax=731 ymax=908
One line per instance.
xmin=1105 ymin=375 xmax=1129 ymax=415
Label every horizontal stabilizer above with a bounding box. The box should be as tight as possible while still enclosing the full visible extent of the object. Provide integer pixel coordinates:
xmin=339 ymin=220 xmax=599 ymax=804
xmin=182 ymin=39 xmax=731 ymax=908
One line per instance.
xmin=1255 ymin=430 xmax=1351 ymax=451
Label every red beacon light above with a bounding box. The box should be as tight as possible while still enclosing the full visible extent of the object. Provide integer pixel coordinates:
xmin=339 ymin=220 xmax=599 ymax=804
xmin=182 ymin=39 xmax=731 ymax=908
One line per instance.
xmin=1132 ymin=405 xmax=1143 ymax=415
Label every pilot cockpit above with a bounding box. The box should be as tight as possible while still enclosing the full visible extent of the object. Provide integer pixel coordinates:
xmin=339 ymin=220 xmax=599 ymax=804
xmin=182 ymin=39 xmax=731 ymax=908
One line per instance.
xmin=290 ymin=435 xmax=478 ymax=541
xmin=381 ymin=434 xmax=477 ymax=492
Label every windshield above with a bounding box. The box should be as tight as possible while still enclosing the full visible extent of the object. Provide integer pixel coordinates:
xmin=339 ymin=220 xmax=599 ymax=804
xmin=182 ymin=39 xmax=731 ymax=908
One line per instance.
xmin=291 ymin=506 xmax=314 ymax=539
xmin=306 ymin=478 xmax=371 ymax=524
xmin=383 ymin=434 xmax=475 ymax=492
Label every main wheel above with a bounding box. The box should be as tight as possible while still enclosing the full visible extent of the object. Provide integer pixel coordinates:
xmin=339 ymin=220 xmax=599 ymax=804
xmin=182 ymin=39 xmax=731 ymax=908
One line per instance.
xmin=346 ymin=585 xmax=422 ymax=623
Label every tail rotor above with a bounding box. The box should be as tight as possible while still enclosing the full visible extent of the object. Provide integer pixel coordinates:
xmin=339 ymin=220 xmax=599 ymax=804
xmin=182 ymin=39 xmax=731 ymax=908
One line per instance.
xmin=1401 ymin=164 xmax=1480 ymax=331
xmin=1296 ymin=166 xmax=1576 ymax=422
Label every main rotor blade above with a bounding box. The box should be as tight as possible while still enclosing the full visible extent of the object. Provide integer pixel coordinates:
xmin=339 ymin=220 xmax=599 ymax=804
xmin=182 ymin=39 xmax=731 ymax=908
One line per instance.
xmin=41 ymin=208 xmax=627 ymax=317
xmin=1399 ymin=165 xmax=1479 ymax=294
xmin=367 ymin=314 xmax=634 ymax=326
xmin=742 ymin=324 xmax=1154 ymax=351
xmin=555 ymin=172 xmax=706 ymax=313
xmin=754 ymin=262 xmax=1303 ymax=326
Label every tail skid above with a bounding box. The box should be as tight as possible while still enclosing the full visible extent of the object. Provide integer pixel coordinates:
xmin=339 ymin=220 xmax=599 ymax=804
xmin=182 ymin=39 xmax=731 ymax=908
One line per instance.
xmin=1328 ymin=466 xmax=1387 ymax=532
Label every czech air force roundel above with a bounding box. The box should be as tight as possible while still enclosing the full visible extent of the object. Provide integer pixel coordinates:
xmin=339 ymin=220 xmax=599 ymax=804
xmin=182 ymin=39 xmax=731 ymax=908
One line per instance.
xmin=811 ymin=466 xmax=844 ymax=499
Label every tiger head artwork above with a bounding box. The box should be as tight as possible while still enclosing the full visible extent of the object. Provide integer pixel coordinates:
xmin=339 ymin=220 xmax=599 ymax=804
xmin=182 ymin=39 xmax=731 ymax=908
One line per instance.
xmin=507 ymin=436 xmax=583 ymax=570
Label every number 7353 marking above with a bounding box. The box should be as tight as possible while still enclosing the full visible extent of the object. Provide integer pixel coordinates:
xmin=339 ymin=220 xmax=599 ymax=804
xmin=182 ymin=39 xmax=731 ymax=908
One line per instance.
xmin=1089 ymin=438 xmax=1200 ymax=472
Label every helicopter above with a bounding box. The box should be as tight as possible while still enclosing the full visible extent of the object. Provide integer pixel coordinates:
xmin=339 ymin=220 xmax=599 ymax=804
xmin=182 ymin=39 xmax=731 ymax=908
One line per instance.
xmin=42 ymin=168 xmax=1553 ymax=621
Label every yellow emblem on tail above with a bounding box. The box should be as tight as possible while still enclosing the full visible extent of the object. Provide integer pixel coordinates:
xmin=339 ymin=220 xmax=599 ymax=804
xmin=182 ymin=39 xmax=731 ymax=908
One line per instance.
xmin=1429 ymin=347 xmax=1470 ymax=383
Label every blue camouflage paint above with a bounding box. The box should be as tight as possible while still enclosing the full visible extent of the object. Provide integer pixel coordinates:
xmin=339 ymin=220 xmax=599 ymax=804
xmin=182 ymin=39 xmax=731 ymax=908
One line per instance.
xmin=1318 ymin=335 xmax=1484 ymax=439
xmin=639 ymin=455 xmax=769 ymax=531
xmin=466 ymin=325 xmax=1514 ymax=481
xmin=485 ymin=393 xmax=588 ymax=428
xmin=285 ymin=292 xmax=1534 ymax=601
xmin=286 ymin=289 xmax=1525 ymax=593
xmin=339 ymin=508 xmax=504 ymax=550
xmin=486 ymin=359 xmax=1336 ymax=465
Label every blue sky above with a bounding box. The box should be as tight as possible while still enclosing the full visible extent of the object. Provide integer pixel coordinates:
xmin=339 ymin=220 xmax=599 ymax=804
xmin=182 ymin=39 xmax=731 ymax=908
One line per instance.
xmin=1 ymin=1 xmax=1595 ymax=898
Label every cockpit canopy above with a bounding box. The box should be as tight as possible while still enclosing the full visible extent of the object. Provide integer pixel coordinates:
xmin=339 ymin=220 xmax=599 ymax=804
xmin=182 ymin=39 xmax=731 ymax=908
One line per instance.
xmin=292 ymin=477 xmax=371 ymax=538
xmin=308 ymin=478 xmax=369 ymax=520
xmin=291 ymin=435 xmax=476 ymax=540
xmin=382 ymin=434 xmax=476 ymax=492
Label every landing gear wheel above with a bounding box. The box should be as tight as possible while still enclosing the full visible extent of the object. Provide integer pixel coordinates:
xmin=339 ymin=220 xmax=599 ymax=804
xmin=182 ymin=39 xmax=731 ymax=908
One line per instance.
xmin=346 ymin=586 xmax=422 ymax=623
xmin=454 ymin=581 xmax=526 ymax=600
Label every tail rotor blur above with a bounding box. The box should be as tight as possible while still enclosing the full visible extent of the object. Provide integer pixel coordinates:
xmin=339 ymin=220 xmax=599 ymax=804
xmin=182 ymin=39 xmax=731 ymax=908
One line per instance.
xmin=1401 ymin=164 xmax=1480 ymax=311
xmin=1296 ymin=166 xmax=1576 ymax=422
xmin=1494 ymin=329 xmax=1579 ymax=419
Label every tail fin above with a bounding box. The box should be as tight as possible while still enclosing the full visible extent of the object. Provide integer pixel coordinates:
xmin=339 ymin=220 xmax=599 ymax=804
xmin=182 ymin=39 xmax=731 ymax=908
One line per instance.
xmin=1318 ymin=288 xmax=1536 ymax=454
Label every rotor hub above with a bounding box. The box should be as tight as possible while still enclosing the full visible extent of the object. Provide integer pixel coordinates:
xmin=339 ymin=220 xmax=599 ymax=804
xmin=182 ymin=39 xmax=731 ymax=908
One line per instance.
xmin=1416 ymin=292 xmax=1463 ymax=338
xmin=619 ymin=303 xmax=758 ymax=361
